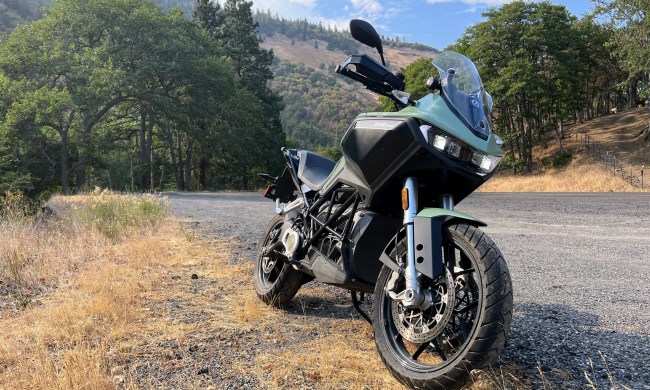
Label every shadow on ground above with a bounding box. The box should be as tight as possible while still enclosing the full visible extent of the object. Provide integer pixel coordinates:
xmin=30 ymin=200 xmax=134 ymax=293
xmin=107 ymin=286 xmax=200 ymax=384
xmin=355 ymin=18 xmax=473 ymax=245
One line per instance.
xmin=502 ymin=302 xmax=649 ymax=389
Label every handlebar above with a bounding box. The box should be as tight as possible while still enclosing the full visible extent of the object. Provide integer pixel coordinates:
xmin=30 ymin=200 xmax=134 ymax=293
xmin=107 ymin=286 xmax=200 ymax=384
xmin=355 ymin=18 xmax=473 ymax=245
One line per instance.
xmin=336 ymin=54 xmax=405 ymax=96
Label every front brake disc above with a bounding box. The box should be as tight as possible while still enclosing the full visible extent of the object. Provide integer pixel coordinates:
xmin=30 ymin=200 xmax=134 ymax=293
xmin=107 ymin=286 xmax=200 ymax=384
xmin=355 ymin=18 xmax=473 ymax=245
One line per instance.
xmin=391 ymin=267 xmax=455 ymax=343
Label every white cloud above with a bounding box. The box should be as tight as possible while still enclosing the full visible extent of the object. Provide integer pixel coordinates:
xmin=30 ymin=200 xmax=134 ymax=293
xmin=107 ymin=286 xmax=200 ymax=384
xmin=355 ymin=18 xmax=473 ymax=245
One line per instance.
xmin=250 ymin=0 xmax=351 ymax=31
xmin=314 ymin=16 xmax=351 ymax=31
xmin=350 ymin=0 xmax=384 ymax=15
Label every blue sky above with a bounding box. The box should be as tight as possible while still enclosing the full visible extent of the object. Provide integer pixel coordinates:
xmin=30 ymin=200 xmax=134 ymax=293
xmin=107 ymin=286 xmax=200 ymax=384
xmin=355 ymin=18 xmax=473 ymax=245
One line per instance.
xmin=250 ymin=0 xmax=595 ymax=50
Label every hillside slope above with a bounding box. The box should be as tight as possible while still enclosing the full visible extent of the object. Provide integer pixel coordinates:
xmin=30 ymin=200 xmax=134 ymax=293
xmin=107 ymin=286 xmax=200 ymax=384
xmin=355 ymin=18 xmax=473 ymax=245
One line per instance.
xmin=484 ymin=108 xmax=649 ymax=192
xmin=261 ymin=32 xmax=438 ymax=149
xmin=261 ymin=33 xmax=436 ymax=75
xmin=570 ymin=108 xmax=650 ymax=166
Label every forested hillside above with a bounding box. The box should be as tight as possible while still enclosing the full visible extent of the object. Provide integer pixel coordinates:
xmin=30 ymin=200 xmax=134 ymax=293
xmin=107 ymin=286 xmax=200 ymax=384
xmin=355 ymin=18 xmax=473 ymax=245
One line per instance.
xmin=0 ymin=0 xmax=50 ymax=32
xmin=257 ymin=15 xmax=439 ymax=151
xmin=255 ymin=11 xmax=437 ymax=54
xmin=271 ymin=60 xmax=368 ymax=149
xmin=450 ymin=1 xmax=648 ymax=172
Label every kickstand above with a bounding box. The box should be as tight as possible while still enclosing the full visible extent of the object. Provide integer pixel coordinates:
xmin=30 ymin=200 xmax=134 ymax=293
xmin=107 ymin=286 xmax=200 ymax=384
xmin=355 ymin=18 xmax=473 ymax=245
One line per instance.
xmin=351 ymin=291 xmax=372 ymax=325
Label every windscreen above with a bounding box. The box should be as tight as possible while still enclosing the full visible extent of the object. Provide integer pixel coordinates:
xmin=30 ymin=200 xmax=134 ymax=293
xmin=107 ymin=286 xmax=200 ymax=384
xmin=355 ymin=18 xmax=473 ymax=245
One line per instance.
xmin=432 ymin=51 xmax=492 ymax=137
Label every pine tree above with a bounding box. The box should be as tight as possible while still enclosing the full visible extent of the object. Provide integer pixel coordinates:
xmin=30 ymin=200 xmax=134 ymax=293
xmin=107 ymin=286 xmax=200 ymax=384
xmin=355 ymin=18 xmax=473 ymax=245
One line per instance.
xmin=212 ymin=0 xmax=285 ymax=181
xmin=193 ymin=0 xmax=220 ymax=35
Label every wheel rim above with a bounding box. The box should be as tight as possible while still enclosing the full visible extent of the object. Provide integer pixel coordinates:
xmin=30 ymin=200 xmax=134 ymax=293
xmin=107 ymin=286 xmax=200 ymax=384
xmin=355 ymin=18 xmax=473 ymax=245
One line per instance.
xmin=382 ymin=236 xmax=482 ymax=372
xmin=257 ymin=220 xmax=285 ymax=289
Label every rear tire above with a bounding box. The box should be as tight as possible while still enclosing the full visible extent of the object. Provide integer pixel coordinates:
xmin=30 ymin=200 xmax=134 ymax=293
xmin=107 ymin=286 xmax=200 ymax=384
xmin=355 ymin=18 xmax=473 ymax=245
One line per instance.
xmin=253 ymin=215 xmax=310 ymax=306
xmin=372 ymin=223 xmax=513 ymax=389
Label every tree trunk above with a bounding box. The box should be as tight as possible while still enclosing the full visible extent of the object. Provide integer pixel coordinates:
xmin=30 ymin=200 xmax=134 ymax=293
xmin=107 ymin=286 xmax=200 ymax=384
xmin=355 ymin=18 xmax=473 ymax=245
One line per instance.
xmin=177 ymin=133 xmax=185 ymax=190
xmin=60 ymin=128 xmax=70 ymax=194
xmin=75 ymin=112 xmax=92 ymax=190
xmin=138 ymin=108 xmax=155 ymax=192
xmin=555 ymin=116 xmax=564 ymax=153
xmin=148 ymin=112 xmax=155 ymax=190
xmin=199 ymin=156 xmax=209 ymax=190
xmin=184 ymin=139 xmax=193 ymax=191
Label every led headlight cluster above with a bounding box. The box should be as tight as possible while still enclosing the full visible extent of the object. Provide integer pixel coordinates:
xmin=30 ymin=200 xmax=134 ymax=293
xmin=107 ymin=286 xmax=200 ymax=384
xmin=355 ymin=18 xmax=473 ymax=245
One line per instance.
xmin=429 ymin=132 xmax=502 ymax=174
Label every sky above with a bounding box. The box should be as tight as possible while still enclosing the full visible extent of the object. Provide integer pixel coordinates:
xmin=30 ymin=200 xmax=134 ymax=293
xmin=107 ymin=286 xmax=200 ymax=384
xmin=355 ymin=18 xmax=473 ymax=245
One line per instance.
xmin=249 ymin=0 xmax=595 ymax=50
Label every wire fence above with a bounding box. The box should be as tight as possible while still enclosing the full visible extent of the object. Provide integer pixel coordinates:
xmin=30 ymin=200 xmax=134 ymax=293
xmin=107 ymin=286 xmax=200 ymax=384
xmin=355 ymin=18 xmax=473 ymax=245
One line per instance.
xmin=573 ymin=132 xmax=645 ymax=189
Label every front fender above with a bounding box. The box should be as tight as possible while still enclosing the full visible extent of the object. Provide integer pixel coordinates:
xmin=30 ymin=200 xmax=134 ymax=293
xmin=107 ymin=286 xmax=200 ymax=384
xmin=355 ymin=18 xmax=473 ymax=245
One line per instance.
xmin=414 ymin=208 xmax=486 ymax=280
xmin=379 ymin=208 xmax=486 ymax=279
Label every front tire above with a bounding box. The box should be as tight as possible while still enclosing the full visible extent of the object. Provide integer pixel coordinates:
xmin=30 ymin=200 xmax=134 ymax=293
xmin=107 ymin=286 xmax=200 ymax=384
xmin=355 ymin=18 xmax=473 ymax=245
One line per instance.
xmin=253 ymin=215 xmax=310 ymax=306
xmin=372 ymin=223 xmax=513 ymax=389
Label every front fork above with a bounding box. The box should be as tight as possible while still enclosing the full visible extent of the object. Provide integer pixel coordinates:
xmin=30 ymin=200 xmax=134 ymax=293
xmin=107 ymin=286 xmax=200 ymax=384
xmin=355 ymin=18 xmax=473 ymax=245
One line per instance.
xmin=396 ymin=177 xmax=454 ymax=309
xmin=401 ymin=177 xmax=422 ymax=308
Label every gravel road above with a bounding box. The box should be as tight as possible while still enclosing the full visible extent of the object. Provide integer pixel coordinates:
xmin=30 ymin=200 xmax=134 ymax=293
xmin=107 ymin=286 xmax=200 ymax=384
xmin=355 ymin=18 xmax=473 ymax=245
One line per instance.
xmin=166 ymin=191 xmax=650 ymax=389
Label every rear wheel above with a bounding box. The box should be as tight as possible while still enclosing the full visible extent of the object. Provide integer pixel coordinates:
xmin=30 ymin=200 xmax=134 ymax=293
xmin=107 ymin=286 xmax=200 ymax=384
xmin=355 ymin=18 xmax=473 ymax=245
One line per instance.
xmin=372 ymin=223 xmax=513 ymax=389
xmin=253 ymin=215 xmax=310 ymax=306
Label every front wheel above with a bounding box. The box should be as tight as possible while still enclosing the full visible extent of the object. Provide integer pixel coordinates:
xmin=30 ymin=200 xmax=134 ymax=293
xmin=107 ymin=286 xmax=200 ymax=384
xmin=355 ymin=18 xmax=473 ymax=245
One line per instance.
xmin=253 ymin=215 xmax=311 ymax=306
xmin=372 ymin=223 xmax=513 ymax=389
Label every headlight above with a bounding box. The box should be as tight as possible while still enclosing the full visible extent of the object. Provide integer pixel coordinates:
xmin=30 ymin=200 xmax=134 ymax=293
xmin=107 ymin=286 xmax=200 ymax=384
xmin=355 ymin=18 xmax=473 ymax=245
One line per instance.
xmin=471 ymin=152 xmax=502 ymax=173
xmin=429 ymin=132 xmax=501 ymax=174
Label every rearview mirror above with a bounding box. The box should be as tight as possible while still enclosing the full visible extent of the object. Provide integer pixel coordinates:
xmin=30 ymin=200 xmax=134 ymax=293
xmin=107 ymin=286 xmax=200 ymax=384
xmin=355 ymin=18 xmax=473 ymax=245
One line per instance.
xmin=350 ymin=19 xmax=384 ymax=62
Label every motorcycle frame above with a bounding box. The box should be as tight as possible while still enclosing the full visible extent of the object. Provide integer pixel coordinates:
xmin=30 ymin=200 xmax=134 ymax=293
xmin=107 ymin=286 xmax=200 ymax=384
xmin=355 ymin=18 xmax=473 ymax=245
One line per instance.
xmin=278 ymin=148 xmax=362 ymax=257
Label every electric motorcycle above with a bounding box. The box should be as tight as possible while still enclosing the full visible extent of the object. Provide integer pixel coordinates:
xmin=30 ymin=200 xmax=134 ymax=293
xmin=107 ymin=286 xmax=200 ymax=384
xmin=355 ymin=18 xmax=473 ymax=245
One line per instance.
xmin=254 ymin=19 xmax=512 ymax=389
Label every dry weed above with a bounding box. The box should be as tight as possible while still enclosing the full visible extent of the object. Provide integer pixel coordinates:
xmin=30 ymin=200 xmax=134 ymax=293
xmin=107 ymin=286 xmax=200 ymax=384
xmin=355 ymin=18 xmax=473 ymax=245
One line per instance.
xmin=0 ymin=192 xmax=175 ymax=388
xmin=480 ymin=155 xmax=645 ymax=192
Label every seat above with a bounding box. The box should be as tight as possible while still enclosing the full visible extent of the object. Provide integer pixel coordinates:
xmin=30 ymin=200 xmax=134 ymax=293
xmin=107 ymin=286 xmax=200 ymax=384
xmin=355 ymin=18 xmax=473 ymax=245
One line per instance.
xmin=297 ymin=150 xmax=336 ymax=191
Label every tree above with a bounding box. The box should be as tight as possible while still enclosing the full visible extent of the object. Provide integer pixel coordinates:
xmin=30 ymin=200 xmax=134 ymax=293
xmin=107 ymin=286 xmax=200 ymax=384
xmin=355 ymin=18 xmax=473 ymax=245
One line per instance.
xmin=451 ymin=1 xmax=592 ymax=172
xmin=193 ymin=0 xmax=220 ymax=35
xmin=379 ymin=58 xmax=437 ymax=112
xmin=594 ymin=0 xmax=650 ymax=104
xmin=0 ymin=0 xmax=236 ymax=193
xmin=197 ymin=0 xmax=286 ymax=185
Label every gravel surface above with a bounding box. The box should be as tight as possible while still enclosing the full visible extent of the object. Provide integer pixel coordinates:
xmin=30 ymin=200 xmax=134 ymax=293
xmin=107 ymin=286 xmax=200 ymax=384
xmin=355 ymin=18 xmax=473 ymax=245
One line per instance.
xmin=165 ymin=191 xmax=650 ymax=389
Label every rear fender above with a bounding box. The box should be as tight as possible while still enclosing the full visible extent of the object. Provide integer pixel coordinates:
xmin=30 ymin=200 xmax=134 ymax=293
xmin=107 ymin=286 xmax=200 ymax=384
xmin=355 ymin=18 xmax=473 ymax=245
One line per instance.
xmin=379 ymin=208 xmax=486 ymax=279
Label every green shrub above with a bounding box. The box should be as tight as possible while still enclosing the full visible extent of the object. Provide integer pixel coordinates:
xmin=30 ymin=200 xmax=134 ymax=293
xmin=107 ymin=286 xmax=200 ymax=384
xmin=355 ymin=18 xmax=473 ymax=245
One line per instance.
xmin=61 ymin=189 xmax=170 ymax=240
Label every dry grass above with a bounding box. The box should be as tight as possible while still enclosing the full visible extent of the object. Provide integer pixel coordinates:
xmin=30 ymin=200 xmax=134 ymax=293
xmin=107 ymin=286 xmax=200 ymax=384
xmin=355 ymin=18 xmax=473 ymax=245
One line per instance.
xmin=571 ymin=108 xmax=650 ymax=166
xmin=481 ymin=108 xmax=650 ymax=193
xmin=0 ymin=191 xmax=539 ymax=389
xmin=479 ymin=155 xmax=645 ymax=192
xmin=0 ymin=191 xmax=172 ymax=388
xmin=260 ymin=33 xmax=433 ymax=76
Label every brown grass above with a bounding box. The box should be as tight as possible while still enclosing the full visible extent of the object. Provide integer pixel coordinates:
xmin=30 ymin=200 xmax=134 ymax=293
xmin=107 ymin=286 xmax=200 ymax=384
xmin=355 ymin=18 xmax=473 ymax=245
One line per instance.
xmin=0 ymin=191 xmax=172 ymax=388
xmin=482 ymin=108 xmax=650 ymax=193
xmin=260 ymin=33 xmax=433 ymax=76
xmin=0 ymin=192 xmax=595 ymax=389
xmin=571 ymin=108 xmax=650 ymax=166
xmin=479 ymin=155 xmax=645 ymax=192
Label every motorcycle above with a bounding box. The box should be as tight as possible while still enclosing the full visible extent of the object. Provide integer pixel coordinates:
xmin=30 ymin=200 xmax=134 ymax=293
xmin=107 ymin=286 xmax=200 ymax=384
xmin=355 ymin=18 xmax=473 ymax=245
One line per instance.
xmin=255 ymin=19 xmax=512 ymax=389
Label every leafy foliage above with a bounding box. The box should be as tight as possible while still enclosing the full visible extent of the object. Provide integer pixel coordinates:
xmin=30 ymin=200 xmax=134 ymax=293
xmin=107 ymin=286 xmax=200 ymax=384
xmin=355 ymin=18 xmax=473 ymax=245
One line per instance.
xmin=271 ymin=60 xmax=369 ymax=149
xmin=450 ymin=1 xmax=626 ymax=172
xmin=379 ymin=57 xmax=437 ymax=111
xmin=0 ymin=0 xmax=282 ymax=196
xmin=594 ymin=0 xmax=650 ymax=100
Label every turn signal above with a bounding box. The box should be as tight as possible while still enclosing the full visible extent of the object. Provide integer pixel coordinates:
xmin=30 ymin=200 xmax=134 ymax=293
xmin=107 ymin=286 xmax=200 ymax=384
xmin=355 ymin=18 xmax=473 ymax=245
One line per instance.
xmin=401 ymin=188 xmax=409 ymax=210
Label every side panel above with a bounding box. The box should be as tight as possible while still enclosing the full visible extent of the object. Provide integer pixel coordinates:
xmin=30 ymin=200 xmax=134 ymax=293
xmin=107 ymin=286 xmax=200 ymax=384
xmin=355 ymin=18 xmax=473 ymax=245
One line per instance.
xmin=341 ymin=118 xmax=416 ymax=186
xmin=322 ymin=116 xmax=423 ymax=206
xmin=348 ymin=212 xmax=402 ymax=284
